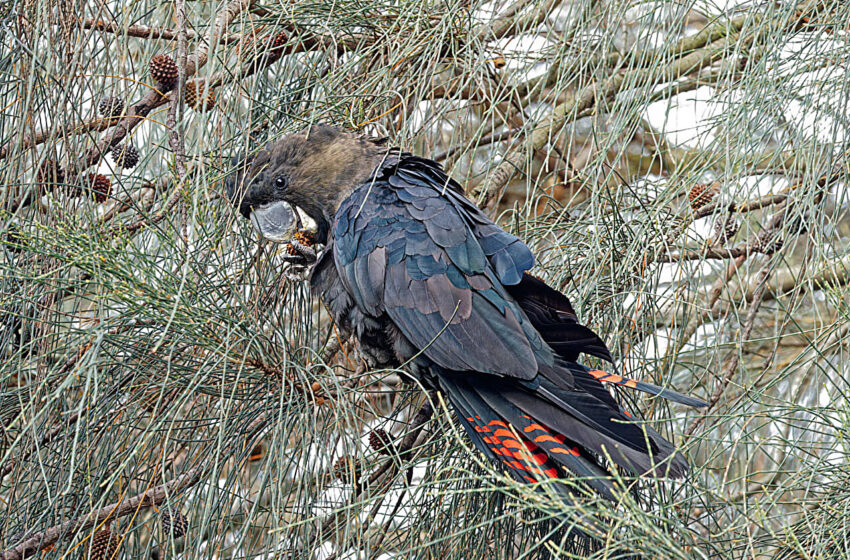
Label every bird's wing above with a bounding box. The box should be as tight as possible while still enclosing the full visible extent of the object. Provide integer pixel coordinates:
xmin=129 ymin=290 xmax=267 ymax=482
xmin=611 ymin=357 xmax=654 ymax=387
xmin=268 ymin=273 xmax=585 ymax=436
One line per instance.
xmin=332 ymin=158 xmax=555 ymax=380
xmin=389 ymin=159 xmax=614 ymax=364
xmin=389 ymin=158 xmax=616 ymax=364
xmin=507 ymin=273 xmax=614 ymax=363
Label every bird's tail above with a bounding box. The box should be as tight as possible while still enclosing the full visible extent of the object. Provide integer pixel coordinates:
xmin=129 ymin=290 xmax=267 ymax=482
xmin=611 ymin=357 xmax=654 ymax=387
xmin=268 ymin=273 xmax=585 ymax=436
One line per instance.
xmin=439 ymin=374 xmax=619 ymax=501
xmin=438 ymin=367 xmax=696 ymax=503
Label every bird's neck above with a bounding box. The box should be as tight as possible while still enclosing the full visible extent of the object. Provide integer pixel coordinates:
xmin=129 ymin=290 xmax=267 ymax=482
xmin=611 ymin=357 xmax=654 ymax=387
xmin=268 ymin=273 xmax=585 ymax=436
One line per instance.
xmin=298 ymin=148 xmax=389 ymax=244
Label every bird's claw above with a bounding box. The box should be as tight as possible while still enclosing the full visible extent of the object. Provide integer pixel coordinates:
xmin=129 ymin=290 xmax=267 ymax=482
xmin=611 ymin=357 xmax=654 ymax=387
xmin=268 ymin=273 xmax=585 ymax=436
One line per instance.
xmin=280 ymin=253 xmax=310 ymax=265
xmin=281 ymin=232 xmax=318 ymax=281
xmin=283 ymin=265 xmax=311 ymax=282
xmin=288 ymin=239 xmax=317 ymax=263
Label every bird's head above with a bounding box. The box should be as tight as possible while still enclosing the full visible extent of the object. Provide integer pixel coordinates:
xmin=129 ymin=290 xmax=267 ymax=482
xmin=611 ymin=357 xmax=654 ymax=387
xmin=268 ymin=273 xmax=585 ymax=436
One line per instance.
xmin=225 ymin=125 xmax=387 ymax=244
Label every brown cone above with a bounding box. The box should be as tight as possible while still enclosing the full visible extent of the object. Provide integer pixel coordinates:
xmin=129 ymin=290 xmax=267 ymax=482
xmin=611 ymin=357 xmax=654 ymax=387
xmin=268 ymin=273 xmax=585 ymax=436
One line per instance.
xmin=688 ymin=183 xmax=719 ymax=211
xmin=98 ymin=96 xmax=125 ymax=118
xmin=754 ymin=230 xmax=784 ymax=255
xmin=161 ymin=507 xmax=188 ymax=539
xmin=332 ymin=456 xmax=361 ymax=484
xmin=368 ymin=429 xmax=395 ymax=456
xmin=150 ymin=55 xmax=179 ymax=90
xmin=235 ymin=31 xmax=261 ymax=59
xmin=184 ymin=81 xmax=216 ymax=111
xmin=84 ymin=174 xmax=111 ymax=203
xmin=268 ymin=32 xmax=288 ymax=55
xmin=111 ymin=144 xmax=140 ymax=170
xmin=89 ymin=529 xmax=120 ymax=560
xmin=713 ymin=215 xmax=739 ymax=244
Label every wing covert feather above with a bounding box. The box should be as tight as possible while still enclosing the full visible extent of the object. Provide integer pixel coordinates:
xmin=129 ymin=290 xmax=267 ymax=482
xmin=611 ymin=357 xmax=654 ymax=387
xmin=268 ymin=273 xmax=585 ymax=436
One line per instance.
xmin=333 ymin=159 xmax=549 ymax=379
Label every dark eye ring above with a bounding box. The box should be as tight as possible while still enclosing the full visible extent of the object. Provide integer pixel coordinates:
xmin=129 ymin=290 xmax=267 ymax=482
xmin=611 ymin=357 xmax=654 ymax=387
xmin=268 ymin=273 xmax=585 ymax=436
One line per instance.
xmin=275 ymin=175 xmax=288 ymax=189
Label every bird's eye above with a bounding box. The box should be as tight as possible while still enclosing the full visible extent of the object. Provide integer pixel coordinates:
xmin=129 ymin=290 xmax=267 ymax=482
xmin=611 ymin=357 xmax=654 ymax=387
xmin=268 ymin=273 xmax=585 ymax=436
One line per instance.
xmin=275 ymin=175 xmax=288 ymax=190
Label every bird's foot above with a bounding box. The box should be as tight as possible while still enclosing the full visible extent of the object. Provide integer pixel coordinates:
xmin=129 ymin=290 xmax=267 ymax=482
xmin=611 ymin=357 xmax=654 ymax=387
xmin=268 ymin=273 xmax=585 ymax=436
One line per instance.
xmin=281 ymin=230 xmax=318 ymax=281
xmin=282 ymin=263 xmax=311 ymax=282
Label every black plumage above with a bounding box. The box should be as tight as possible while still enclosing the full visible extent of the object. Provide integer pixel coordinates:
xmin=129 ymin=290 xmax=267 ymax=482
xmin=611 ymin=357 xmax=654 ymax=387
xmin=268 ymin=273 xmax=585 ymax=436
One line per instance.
xmin=226 ymin=125 xmax=706 ymax=504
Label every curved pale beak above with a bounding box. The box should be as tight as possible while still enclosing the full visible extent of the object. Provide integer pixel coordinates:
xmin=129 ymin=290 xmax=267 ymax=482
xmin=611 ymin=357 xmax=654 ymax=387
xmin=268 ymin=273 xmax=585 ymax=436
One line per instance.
xmin=249 ymin=201 xmax=297 ymax=243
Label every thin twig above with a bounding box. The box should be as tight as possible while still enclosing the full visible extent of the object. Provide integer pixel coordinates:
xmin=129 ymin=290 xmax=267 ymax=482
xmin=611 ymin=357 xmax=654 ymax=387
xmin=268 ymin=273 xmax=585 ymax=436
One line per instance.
xmin=318 ymin=402 xmax=433 ymax=542
xmin=475 ymin=0 xmax=566 ymax=42
xmin=684 ymin=260 xmax=773 ymax=439
xmin=476 ymin=32 xmax=748 ymax=208
xmin=185 ymin=0 xmax=252 ymax=77
xmin=694 ymin=193 xmax=789 ymax=220
xmin=80 ymin=17 xmax=242 ymax=44
xmin=0 ymin=409 xmax=83 ymax=480
xmin=2 ymin=410 xmax=272 ymax=560
xmin=657 ymin=244 xmax=751 ymax=263
xmin=169 ymin=0 xmax=189 ymax=240
xmin=0 ymin=468 xmax=203 ymax=560
xmin=660 ymin=254 xmax=749 ymax=371
xmin=682 ymin=201 xmax=798 ymax=438
xmin=433 ymin=126 xmax=522 ymax=163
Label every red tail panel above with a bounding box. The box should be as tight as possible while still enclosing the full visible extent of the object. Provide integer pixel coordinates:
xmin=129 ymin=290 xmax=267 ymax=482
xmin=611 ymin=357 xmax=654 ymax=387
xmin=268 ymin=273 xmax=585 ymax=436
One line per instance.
xmin=465 ymin=416 xmax=562 ymax=481
xmin=586 ymin=368 xmax=639 ymax=389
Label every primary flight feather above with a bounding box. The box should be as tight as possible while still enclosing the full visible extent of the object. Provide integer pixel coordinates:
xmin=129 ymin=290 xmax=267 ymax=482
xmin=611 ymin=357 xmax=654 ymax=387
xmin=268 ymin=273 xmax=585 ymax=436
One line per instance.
xmin=226 ymin=125 xmax=706 ymax=502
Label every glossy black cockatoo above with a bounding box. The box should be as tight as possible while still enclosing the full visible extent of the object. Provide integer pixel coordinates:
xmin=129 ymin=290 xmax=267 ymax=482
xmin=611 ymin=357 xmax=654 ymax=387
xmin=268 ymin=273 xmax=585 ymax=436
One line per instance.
xmin=226 ymin=125 xmax=706 ymax=502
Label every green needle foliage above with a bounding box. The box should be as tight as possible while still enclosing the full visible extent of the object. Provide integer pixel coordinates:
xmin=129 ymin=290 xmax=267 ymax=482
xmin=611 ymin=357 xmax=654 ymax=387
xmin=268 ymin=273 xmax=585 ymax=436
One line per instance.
xmin=1 ymin=0 xmax=849 ymax=558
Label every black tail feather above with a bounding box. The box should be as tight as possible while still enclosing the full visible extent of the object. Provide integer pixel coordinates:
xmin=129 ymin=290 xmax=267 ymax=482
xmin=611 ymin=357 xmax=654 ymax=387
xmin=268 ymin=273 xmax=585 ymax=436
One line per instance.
xmin=533 ymin=373 xmax=690 ymax=478
xmin=440 ymin=363 xmax=691 ymax=489
xmin=439 ymin=375 xmax=574 ymax=491
xmin=439 ymin=369 xmax=690 ymax=503
xmin=574 ymin=364 xmax=708 ymax=408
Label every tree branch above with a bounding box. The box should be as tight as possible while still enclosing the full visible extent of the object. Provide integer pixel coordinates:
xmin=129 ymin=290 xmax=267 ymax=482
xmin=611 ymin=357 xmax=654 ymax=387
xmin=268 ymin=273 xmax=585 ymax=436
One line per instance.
xmin=1 ymin=468 xmax=203 ymax=560
xmin=168 ymin=0 xmax=189 ymax=205
xmin=476 ymin=32 xmax=747 ymax=207
xmin=684 ymin=259 xmax=773 ymax=438
xmin=80 ymin=17 xmax=242 ymax=44
xmin=318 ymin=401 xmax=433 ymax=543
